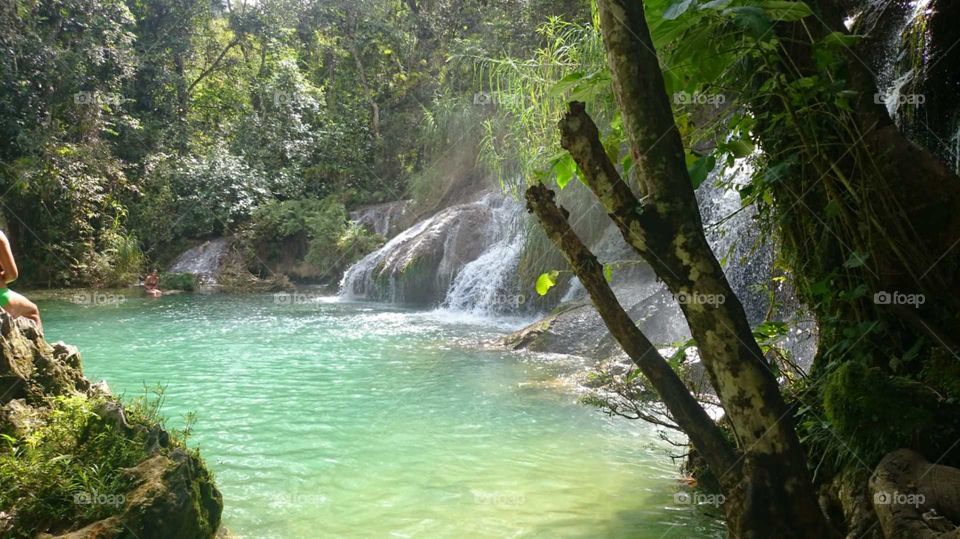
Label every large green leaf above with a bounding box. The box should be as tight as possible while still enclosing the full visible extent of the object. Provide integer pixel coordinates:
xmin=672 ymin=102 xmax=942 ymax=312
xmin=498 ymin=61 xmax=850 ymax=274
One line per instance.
xmin=536 ymin=271 xmax=561 ymax=296
xmin=686 ymin=153 xmax=717 ymax=189
xmin=553 ymin=154 xmax=578 ymax=190
xmin=725 ymin=6 xmax=773 ymax=36
xmin=727 ymin=139 xmax=755 ymax=158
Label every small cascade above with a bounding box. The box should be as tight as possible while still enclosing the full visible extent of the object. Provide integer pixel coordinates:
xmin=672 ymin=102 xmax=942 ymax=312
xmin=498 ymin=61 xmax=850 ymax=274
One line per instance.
xmin=874 ymin=0 xmax=932 ymax=123
xmin=698 ymin=161 xmax=773 ymax=325
xmin=441 ymin=197 xmax=526 ymax=315
xmin=861 ymin=0 xmax=960 ymax=173
xmin=169 ymin=238 xmax=231 ymax=284
xmin=339 ymin=218 xmax=433 ymax=301
xmin=339 ymin=193 xmax=510 ymax=306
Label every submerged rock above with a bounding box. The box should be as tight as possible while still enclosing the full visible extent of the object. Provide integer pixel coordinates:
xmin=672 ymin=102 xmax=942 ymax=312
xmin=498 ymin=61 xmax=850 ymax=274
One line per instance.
xmin=0 ymin=313 xmax=223 ymax=538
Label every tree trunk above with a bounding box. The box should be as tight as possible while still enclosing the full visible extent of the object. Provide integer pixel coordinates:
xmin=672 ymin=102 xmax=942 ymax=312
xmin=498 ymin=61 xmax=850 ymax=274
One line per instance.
xmin=527 ymin=1 xmax=839 ymax=535
xmin=525 ymin=184 xmax=740 ymax=486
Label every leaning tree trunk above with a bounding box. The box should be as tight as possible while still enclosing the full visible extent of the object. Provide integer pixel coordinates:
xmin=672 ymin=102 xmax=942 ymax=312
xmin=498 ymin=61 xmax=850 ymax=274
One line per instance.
xmin=524 ymin=0 xmax=838 ymax=536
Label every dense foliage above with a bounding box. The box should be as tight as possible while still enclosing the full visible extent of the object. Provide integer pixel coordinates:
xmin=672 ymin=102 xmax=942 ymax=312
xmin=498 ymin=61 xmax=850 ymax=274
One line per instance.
xmin=0 ymin=0 xmax=588 ymax=286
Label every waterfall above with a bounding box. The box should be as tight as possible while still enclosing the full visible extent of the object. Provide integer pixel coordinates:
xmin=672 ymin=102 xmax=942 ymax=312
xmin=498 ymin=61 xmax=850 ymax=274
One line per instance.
xmin=875 ymin=0 xmax=932 ymax=122
xmin=339 ymin=193 xmax=519 ymax=308
xmin=697 ymin=161 xmax=773 ymax=325
xmin=169 ymin=238 xmax=231 ymax=283
xmin=339 ymin=218 xmax=434 ymax=302
xmin=440 ymin=197 xmax=526 ymax=315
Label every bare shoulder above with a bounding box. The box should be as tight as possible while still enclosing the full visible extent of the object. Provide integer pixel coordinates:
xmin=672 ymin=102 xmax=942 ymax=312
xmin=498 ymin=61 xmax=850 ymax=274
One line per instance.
xmin=0 ymin=231 xmax=7 ymax=244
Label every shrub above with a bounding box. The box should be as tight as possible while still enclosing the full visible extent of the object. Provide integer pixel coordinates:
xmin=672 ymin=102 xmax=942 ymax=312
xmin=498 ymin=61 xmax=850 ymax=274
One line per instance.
xmin=822 ymin=361 xmax=936 ymax=466
xmin=159 ymin=272 xmax=196 ymax=292
xmin=84 ymin=229 xmax=145 ymax=288
xmin=0 ymin=388 xmax=196 ymax=536
xmin=249 ymin=197 xmax=383 ymax=282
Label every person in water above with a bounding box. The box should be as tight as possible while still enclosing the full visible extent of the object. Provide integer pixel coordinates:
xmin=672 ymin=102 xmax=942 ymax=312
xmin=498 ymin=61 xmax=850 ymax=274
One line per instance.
xmin=144 ymin=269 xmax=162 ymax=297
xmin=0 ymin=231 xmax=42 ymax=331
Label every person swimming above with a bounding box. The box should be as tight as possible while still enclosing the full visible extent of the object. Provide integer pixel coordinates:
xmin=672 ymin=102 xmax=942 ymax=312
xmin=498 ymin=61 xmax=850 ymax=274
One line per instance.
xmin=144 ymin=268 xmax=162 ymax=298
xmin=0 ymin=231 xmax=42 ymax=332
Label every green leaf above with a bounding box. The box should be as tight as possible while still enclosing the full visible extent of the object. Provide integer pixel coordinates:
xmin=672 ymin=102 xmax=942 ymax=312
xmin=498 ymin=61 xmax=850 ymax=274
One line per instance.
xmin=603 ymin=265 xmax=614 ymax=282
xmin=663 ymin=0 xmax=694 ymax=20
xmin=726 ymin=6 xmax=773 ymax=36
xmin=762 ymin=0 xmax=812 ymax=21
xmin=824 ymin=198 xmax=842 ymax=219
xmin=819 ymin=31 xmax=863 ymax=47
xmin=536 ymin=271 xmax=560 ymax=296
xmin=810 ymin=278 xmax=830 ymax=297
xmin=700 ymin=0 xmax=732 ymax=9
xmin=548 ymin=71 xmax=585 ymax=99
xmin=727 ymin=139 xmax=754 ymax=158
xmin=687 ymin=153 xmax=716 ymax=189
xmin=843 ymin=251 xmax=868 ymax=269
xmin=553 ymin=154 xmax=578 ymax=190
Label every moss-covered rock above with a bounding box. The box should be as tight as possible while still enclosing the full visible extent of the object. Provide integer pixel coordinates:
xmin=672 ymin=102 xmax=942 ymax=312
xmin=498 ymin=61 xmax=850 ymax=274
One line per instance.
xmin=823 ymin=361 xmax=938 ymax=464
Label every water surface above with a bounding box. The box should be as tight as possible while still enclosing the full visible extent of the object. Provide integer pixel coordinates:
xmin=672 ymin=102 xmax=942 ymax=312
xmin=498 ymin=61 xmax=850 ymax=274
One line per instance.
xmin=39 ymin=293 xmax=722 ymax=538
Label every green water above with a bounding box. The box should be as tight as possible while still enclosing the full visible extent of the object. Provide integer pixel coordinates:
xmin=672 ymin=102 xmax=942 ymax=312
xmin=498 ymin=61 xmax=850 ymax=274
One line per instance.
xmin=38 ymin=293 xmax=722 ymax=538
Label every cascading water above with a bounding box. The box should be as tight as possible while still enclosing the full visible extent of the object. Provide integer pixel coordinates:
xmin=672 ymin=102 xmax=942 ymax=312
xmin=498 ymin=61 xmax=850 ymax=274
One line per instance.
xmin=440 ymin=197 xmax=526 ymax=316
xmin=169 ymin=238 xmax=231 ymax=284
xmin=862 ymin=0 xmax=960 ymax=173
xmin=874 ymin=0 xmax=932 ymax=120
xmin=339 ymin=193 xmax=520 ymax=308
xmin=547 ymin=159 xmax=816 ymax=366
xmin=697 ymin=161 xmax=773 ymax=325
xmin=339 ymin=218 xmax=433 ymax=302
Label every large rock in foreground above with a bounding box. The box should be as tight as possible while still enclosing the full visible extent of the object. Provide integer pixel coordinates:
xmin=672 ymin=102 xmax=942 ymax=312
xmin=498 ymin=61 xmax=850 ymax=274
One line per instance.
xmin=0 ymin=313 xmax=223 ymax=538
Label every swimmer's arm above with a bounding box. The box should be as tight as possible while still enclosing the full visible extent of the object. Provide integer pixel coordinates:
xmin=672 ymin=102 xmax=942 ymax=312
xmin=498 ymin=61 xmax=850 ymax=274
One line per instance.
xmin=0 ymin=232 xmax=19 ymax=284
